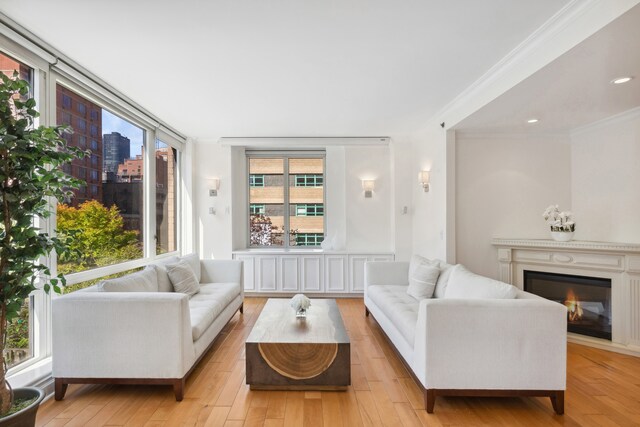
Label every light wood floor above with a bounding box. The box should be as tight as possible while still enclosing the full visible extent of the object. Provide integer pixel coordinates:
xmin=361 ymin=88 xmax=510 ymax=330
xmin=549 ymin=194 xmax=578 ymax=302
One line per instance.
xmin=36 ymin=298 xmax=640 ymax=426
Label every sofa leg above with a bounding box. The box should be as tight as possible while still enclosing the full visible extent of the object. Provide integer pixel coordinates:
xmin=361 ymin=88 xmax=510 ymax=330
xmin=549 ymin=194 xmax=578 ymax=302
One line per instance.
xmin=365 ymin=306 xmax=369 ymax=317
xmin=239 ymin=303 xmax=244 ymax=314
xmin=550 ymin=390 xmax=564 ymax=415
xmin=425 ymin=389 xmax=436 ymax=413
xmin=54 ymin=378 xmax=68 ymax=401
xmin=173 ymin=378 xmax=185 ymax=401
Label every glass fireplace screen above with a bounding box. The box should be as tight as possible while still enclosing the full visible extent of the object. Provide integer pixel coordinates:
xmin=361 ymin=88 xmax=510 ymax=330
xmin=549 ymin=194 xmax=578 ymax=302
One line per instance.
xmin=524 ymin=270 xmax=612 ymax=340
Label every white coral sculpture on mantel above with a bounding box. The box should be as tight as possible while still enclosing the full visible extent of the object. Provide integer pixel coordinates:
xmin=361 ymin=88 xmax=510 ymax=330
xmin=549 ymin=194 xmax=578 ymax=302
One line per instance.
xmin=290 ymin=294 xmax=311 ymax=312
xmin=542 ymin=205 xmax=575 ymax=232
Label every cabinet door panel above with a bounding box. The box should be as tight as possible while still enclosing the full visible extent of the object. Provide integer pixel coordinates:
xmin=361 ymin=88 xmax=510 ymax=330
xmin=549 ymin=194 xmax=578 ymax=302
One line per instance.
xmin=235 ymin=255 xmax=255 ymax=291
xmin=257 ymin=256 xmax=278 ymax=291
xmin=301 ymin=256 xmax=323 ymax=292
xmin=279 ymin=256 xmax=299 ymax=292
xmin=325 ymin=255 xmax=347 ymax=292
xmin=349 ymin=256 xmax=369 ymax=293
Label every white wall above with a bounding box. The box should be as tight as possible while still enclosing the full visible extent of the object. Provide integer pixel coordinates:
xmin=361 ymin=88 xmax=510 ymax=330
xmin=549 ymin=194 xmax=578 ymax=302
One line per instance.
xmin=411 ymin=126 xmax=449 ymax=261
xmin=192 ymin=142 xmax=234 ymax=260
xmin=571 ymin=109 xmax=640 ymax=243
xmin=390 ymin=139 xmax=414 ymax=261
xmin=343 ymin=145 xmax=392 ymax=252
xmin=193 ymin=140 xmax=397 ymax=259
xmin=455 ymin=133 xmax=572 ymax=278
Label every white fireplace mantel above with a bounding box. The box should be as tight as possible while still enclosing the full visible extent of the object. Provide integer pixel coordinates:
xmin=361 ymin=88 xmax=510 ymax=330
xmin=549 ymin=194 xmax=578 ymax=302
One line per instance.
xmin=492 ymin=238 xmax=640 ymax=356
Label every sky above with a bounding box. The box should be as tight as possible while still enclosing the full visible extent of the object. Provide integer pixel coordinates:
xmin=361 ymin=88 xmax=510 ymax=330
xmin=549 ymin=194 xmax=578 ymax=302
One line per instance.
xmin=102 ymin=109 xmax=144 ymax=157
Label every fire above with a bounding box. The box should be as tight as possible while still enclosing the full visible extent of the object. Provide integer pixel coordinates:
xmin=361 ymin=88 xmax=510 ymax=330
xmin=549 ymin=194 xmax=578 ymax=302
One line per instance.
xmin=564 ymin=289 xmax=583 ymax=322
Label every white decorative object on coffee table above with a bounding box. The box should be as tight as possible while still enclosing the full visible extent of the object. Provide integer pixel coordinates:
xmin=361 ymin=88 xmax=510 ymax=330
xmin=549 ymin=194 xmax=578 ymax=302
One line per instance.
xmin=543 ymin=204 xmax=575 ymax=241
xmin=290 ymin=293 xmax=311 ymax=318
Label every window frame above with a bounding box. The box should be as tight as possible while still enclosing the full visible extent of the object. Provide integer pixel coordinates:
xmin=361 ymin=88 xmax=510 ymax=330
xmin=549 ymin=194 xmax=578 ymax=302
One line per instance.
xmin=246 ymin=151 xmax=326 ymax=249
xmin=1 ymin=45 xmax=50 ymax=376
xmin=49 ymin=73 xmax=183 ymax=289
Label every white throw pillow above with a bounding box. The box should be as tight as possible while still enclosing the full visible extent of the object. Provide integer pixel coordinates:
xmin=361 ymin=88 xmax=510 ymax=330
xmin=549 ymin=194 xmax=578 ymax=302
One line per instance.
xmin=181 ymin=253 xmax=201 ymax=283
xmin=444 ymin=265 xmax=518 ymax=299
xmin=167 ymin=260 xmax=200 ymax=296
xmin=406 ymin=255 xmax=440 ymax=300
xmin=97 ymin=266 xmax=158 ymax=292
xmin=434 ymin=261 xmax=455 ymax=298
xmin=153 ymin=256 xmax=180 ymax=292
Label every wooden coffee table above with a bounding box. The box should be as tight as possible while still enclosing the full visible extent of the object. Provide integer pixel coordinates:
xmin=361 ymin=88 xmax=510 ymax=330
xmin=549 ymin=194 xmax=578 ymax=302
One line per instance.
xmin=245 ymin=298 xmax=351 ymax=390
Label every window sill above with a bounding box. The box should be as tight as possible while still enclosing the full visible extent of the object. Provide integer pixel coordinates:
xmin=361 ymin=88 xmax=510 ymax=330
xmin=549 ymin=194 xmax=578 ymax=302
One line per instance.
xmin=7 ymin=357 xmax=52 ymax=389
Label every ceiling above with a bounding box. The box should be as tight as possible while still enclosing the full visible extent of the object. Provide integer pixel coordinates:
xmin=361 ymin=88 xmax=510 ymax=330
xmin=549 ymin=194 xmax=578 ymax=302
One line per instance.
xmin=454 ymin=4 xmax=640 ymax=134
xmin=1 ymin=0 xmax=571 ymax=139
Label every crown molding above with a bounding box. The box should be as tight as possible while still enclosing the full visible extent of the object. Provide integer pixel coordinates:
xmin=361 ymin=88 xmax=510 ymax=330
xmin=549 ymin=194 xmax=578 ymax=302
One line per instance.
xmin=454 ymin=131 xmax=569 ymax=141
xmin=571 ymin=106 xmax=640 ymax=138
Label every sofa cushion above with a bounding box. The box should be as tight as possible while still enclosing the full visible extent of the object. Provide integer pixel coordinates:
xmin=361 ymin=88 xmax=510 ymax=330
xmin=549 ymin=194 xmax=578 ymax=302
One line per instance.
xmin=167 ymin=260 xmax=200 ymax=296
xmin=368 ymin=285 xmax=419 ymax=347
xmin=434 ymin=261 xmax=455 ymax=298
xmin=181 ymin=253 xmax=201 ymax=283
xmin=152 ymin=256 xmax=180 ymax=292
xmin=407 ymin=256 xmax=440 ymax=300
xmin=97 ymin=266 xmax=158 ymax=292
xmin=444 ymin=265 xmax=518 ymax=299
xmin=189 ymin=282 xmax=241 ymax=340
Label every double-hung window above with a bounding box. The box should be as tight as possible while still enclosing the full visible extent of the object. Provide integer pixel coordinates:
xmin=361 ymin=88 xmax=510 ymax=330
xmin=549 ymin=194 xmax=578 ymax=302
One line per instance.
xmin=248 ymin=152 xmax=325 ymax=247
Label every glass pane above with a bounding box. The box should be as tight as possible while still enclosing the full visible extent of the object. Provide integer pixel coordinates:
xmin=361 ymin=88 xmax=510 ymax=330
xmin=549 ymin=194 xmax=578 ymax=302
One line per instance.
xmin=62 ymin=267 xmax=143 ymax=293
xmin=249 ymin=158 xmax=284 ymax=246
xmin=289 ymin=158 xmax=324 ymax=246
xmin=0 ymin=51 xmax=33 ymax=96
xmin=156 ymin=140 xmax=177 ymax=254
xmin=56 ymin=85 xmax=145 ymax=275
xmin=4 ymin=297 xmax=33 ymax=369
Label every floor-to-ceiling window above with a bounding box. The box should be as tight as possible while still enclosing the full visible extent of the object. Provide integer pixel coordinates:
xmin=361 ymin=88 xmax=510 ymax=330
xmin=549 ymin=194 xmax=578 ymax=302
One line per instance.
xmin=1 ymin=27 xmax=185 ymax=379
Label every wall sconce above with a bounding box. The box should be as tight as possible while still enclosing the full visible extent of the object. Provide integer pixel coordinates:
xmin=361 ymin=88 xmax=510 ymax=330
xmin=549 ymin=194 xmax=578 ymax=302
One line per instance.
xmin=419 ymin=171 xmax=430 ymax=192
xmin=208 ymin=178 xmax=220 ymax=197
xmin=362 ymin=179 xmax=375 ymax=198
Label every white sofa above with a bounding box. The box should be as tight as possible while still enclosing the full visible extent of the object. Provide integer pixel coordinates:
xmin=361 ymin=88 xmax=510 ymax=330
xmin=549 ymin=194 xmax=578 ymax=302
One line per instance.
xmin=364 ymin=259 xmax=567 ymax=414
xmin=52 ymin=254 xmax=243 ymax=401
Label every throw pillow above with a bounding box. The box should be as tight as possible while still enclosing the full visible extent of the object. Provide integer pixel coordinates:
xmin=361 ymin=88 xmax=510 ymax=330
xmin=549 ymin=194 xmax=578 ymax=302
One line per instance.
xmin=98 ymin=265 xmax=158 ymax=292
xmin=406 ymin=255 xmax=440 ymax=299
xmin=181 ymin=253 xmax=201 ymax=283
xmin=444 ymin=265 xmax=518 ymax=299
xmin=167 ymin=260 xmax=200 ymax=296
xmin=153 ymin=256 xmax=180 ymax=292
xmin=434 ymin=261 xmax=455 ymax=298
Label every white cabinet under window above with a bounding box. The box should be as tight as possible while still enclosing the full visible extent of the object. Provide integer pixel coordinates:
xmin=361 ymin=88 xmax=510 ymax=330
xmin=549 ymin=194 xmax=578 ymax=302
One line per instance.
xmin=348 ymin=254 xmax=395 ymax=292
xmin=279 ymin=256 xmax=299 ymax=292
xmin=232 ymin=251 xmax=393 ymax=294
xmin=256 ymin=256 xmax=278 ymax=292
xmin=300 ymin=255 xmax=324 ymax=292
xmin=325 ymin=255 xmax=348 ymax=293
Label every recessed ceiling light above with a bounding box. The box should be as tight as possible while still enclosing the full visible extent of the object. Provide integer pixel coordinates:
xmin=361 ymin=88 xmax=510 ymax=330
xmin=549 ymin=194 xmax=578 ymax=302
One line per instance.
xmin=527 ymin=119 xmax=539 ymax=124
xmin=611 ymin=76 xmax=633 ymax=84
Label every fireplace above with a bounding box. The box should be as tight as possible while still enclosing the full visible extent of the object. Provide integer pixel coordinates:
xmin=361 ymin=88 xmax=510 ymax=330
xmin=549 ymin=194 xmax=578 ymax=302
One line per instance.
xmin=524 ymin=270 xmax=612 ymax=340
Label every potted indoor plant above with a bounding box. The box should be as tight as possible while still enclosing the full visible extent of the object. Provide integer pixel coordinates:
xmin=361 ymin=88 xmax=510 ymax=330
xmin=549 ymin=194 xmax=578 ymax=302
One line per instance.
xmin=0 ymin=72 xmax=86 ymax=425
xmin=542 ymin=204 xmax=575 ymax=242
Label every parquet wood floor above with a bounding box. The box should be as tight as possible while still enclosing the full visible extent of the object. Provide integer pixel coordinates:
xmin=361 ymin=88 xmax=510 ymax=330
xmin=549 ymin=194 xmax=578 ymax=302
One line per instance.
xmin=36 ymin=297 xmax=640 ymax=426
